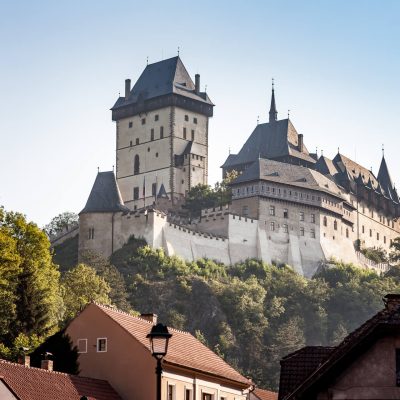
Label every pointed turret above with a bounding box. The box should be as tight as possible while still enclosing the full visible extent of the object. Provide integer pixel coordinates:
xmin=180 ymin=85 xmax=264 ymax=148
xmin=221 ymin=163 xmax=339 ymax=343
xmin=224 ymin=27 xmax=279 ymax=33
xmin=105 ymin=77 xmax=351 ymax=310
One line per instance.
xmin=378 ymin=155 xmax=396 ymax=200
xmin=269 ymin=81 xmax=278 ymax=123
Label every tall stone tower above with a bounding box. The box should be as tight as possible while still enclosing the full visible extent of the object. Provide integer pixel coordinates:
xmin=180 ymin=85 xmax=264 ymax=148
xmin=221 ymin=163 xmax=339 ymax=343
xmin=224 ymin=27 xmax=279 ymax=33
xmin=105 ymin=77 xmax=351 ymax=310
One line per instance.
xmin=111 ymin=56 xmax=214 ymax=210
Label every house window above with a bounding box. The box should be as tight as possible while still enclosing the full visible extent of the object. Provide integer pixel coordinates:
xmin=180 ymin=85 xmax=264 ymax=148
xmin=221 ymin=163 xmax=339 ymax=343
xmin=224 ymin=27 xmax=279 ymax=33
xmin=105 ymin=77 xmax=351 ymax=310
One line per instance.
xmin=193 ymin=117 xmax=198 ymax=124
xmin=270 ymin=222 xmax=275 ymax=231
xmin=185 ymin=115 xmax=189 ymax=121
xmin=300 ymin=227 xmax=305 ymax=236
xmin=183 ymin=127 xmax=187 ymax=139
xmin=152 ymin=183 xmax=157 ymax=197
xmin=269 ymin=205 xmax=275 ymax=216
xmin=202 ymin=394 xmax=212 ymax=400
xmin=185 ymin=389 xmax=192 ymax=400
xmin=311 ymin=213 xmax=315 ymax=223
xmin=283 ymin=209 xmax=288 ymax=218
xmin=191 ymin=130 xmax=195 ymax=141
xmin=283 ymin=224 xmax=288 ymax=233
xmin=141 ymin=118 xmax=146 ymax=125
xmin=77 ymin=339 xmax=87 ymax=353
xmin=97 ymin=338 xmax=107 ymax=352
xmin=88 ymin=228 xmax=95 ymax=240
xmin=155 ymin=114 xmax=159 ymax=121
xmin=167 ymin=384 xmax=175 ymax=400
xmin=134 ymin=155 xmax=140 ymax=175
xmin=311 ymin=229 xmax=315 ymax=238
xmin=300 ymin=212 xmax=304 ymax=221
xmin=129 ymin=121 xmax=133 ymax=128
xmin=334 ymin=220 xmax=338 ymax=230
xmin=136 ymin=138 xmax=139 ymax=145
xmin=323 ymin=216 xmax=327 ymax=227
xmin=242 ymin=206 xmax=249 ymax=216
xmin=160 ymin=126 xmax=164 ymax=138
xmin=396 ymin=349 xmax=400 ymax=386
xmin=133 ymin=187 xmax=139 ymax=200
xmin=151 ymin=129 xmax=154 ymax=141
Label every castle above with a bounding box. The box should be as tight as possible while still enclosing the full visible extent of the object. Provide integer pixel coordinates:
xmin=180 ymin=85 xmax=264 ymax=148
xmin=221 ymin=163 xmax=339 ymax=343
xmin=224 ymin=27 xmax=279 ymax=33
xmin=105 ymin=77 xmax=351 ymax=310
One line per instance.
xmin=56 ymin=56 xmax=400 ymax=277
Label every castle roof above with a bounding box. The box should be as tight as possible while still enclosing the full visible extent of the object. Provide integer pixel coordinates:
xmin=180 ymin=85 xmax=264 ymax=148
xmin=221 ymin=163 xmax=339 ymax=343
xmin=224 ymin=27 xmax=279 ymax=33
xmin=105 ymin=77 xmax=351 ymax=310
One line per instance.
xmin=231 ymin=158 xmax=347 ymax=200
xmin=0 ymin=358 xmax=121 ymax=400
xmin=221 ymin=119 xmax=315 ymax=169
xmin=378 ymin=156 xmax=398 ymax=201
xmin=112 ymin=56 xmax=213 ymax=110
xmin=315 ymin=156 xmax=338 ymax=177
xmin=80 ymin=172 xmax=129 ymax=214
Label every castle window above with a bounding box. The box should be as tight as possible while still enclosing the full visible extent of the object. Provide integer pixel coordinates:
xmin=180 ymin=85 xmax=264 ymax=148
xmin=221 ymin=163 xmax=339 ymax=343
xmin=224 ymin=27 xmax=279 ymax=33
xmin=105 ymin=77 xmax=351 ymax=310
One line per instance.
xmin=392 ymin=221 xmax=395 ymax=228
xmin=300 ymin=212 xmax=304 ymax=221
xmin=270 ymin=222 xmax=275 ymax=231
xmin=148 ymin=147 xmax=150 ymax=152
xmin=346 ymin=228 xmax=349 ymax=238
xmin=156 ymin=152 xmax=159 ymax=158
xmin=160 ymin=126 xmax=164 ymax=138
xmin=155 ymin=114 xmax=159 ymax=121
xmin=377 ymin=232 xmax=380 ymax=240
xmin=185 ymin=115 xmax=189 ymax=121
xmin=311 ymin=214 xmax=315 ymax=223
xmin=266 ymin=186 xmax=270 ymax=192
xmin=129 ymin=121 xmax=133 ymax=128
xmin=269 ymin=206 xmax=275 ymax=216
xmin=242 ymin=206 xmax=249 ymax=216
xmin=134 ymin=155 xmax=140 ymax=175
xmin=141 ymin=118 xmax=146 ymax=125
xmin=133 ymin=187 xmax=139 ymax=200
xmin=151 ymin=129 xmax=154 ymax=141
xmin=136 ymin=138 xmax=139 ymax=145
xmin=88 ymin=228 xmax=95 ymax=240
xmin=370 ymin=229 xmax=372 ymax=237
xmin=193 ymin=117 xmax=197 ymax=124
xmin=300 ymin=227 xmax=305 ymax=236
xmin=323 ymin=216 xmax=327 ymax=227
xmin=334 ymin=220 xmax=338 ymax=230
xmin=283 ymin=224 xmax=288 ymax=233
xmin=384 ymin=236 xmax=387 ymax=244
xmin=362 ymin=225 xmax=365 ymax=233
xmin=181 ymin=179 xmax=184 ymax=184
xmin=183 ymin=127 xmax=187 ymax=139
xmin=191 ymin=130 xmax=195 ymax=141
xmin=311 ymin=229 xmax=316 ymax=238
xmin=283 ymin=209 xmax=289 ymax=219
xmin=152 ymin=183 xmax=157 ymax=197
xmin=130 ymin=140 xmax=132 ymax=147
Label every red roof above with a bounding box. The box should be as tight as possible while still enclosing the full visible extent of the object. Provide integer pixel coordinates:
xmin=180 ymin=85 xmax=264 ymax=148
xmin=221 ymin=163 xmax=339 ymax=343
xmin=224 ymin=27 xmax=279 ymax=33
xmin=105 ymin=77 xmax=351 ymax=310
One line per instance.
xmin=253 ymin=387 xmax=278 ymax=400
xmin=93 ymin=303 xmax=251 ymax=386
xmin=0 ymin=359 xmax=121 ymax=400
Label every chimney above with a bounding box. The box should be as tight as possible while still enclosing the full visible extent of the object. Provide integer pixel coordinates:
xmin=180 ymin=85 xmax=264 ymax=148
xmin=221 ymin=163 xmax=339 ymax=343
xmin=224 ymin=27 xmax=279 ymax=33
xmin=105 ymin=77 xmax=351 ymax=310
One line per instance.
xmin=298 ymin=134 xmax=304 ymax=152
xmin=195 ymin=74 xmax=200 ymax=95
xmin=140 ymin=313 xmax=158 ymax=324
xmin=17 ymin=355 xmax=30 ymax=367
xmin=41 ymin=359 xmax=53 ymax=371
xmin=125 ymin=79 xmax=131 ymax=100
xmin=383 ymin=294 xmax=400 ymax=312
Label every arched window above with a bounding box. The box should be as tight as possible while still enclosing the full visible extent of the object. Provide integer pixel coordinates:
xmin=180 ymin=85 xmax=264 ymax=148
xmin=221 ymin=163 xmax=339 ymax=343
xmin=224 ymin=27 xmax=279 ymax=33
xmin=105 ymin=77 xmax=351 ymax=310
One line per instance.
xmin=134 ymin=155 xmax=140 ymax=175
xmin=323 ymin=216 xmax=327 ymax=227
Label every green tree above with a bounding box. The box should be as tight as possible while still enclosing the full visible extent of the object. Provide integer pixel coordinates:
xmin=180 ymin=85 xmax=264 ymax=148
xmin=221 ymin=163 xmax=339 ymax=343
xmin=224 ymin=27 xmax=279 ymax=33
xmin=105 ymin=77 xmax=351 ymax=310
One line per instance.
xmin=62 ymin=264 xmax=111 ymax=320
xmin=390 ymin=237 xmax=400 ymax=264
xmin=44 ymin=212 xmax=78 ymax=237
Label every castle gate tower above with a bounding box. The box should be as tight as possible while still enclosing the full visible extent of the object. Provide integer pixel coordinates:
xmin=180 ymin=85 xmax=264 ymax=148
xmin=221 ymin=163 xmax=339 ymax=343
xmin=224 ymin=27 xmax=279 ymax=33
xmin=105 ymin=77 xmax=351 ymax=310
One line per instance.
xmin=111 ymin=56 xmax=214 ymax=210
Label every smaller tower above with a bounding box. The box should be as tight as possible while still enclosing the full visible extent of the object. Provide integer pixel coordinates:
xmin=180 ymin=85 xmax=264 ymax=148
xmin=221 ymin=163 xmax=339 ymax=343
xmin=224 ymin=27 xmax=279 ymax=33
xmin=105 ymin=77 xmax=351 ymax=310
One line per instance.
xmin=269 ymin=80 xmax=278 ymax=123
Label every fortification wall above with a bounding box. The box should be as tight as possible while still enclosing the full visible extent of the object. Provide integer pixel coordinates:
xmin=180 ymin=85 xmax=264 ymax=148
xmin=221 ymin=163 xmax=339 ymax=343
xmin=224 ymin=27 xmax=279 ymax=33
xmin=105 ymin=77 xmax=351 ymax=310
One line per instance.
xmin=50 ymin=224 xmax=79 ymax=247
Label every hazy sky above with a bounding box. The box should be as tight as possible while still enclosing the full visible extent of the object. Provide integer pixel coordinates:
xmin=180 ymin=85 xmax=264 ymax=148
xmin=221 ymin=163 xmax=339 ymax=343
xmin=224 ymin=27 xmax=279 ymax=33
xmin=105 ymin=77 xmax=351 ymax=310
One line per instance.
xmin=1 ymin=0 xmax=399 ymax=227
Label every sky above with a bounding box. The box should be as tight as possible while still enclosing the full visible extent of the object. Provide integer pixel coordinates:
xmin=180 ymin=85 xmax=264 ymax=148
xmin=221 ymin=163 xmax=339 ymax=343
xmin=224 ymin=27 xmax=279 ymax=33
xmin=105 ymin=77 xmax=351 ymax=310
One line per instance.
xmin=1 ymin=0 xmax=399 ymax=227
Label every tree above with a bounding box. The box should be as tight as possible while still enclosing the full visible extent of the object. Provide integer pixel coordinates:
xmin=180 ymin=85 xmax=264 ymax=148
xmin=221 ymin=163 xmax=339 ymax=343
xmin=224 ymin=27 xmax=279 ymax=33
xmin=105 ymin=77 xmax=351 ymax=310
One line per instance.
xmin=390 ymin=237 xmax=400 ymax=264
xmin=361 ymin=246 xmax=387 ymax=263
xmin=62 ymin=264 xmax=111 ymax=320
xmin=44 ymin=212 xmax=78 ymax=237
xmin=0 ymin=208 xmax=63 ymax=341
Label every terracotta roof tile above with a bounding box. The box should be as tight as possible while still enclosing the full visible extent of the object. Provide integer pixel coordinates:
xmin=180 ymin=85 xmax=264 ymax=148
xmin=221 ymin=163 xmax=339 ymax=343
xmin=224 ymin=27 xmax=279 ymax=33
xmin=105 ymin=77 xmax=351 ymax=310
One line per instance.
xmin=253 ymin=387 xmax=278 ymax=400
xmin=94 ymin=303 xmax=251 ymax=386
xmin=0 ymin=359 xmax=121 ymax=400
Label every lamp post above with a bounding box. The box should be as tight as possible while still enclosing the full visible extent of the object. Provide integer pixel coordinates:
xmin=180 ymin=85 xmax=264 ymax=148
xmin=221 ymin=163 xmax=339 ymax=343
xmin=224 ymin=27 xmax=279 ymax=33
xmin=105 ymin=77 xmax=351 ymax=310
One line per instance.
xmin=147 ymin=323 xmax=172 ymax=400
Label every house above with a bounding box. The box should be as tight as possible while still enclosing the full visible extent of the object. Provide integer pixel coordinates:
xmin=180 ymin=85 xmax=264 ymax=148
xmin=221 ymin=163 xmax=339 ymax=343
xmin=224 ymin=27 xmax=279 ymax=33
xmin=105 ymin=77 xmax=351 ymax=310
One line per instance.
xmin=0 ymin=358 xmax=121 ymax=400
xmin=250 ymin=387 xmax=278 ymax=400
xmin=278 ymin=293 xmax=400 ymax=399
xmin=66 ymin=302 xmax=252 ymax=400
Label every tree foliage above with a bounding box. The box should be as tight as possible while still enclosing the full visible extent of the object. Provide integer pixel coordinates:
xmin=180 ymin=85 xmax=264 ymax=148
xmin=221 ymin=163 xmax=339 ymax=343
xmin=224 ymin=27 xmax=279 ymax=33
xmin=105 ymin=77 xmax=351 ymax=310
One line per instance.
xmin=44 ymin=212 xmax=78 ymax=237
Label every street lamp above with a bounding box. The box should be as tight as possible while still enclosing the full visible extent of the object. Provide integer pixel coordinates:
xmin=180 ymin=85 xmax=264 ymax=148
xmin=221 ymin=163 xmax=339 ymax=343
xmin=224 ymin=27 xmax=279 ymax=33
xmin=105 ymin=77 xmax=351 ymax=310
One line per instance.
xmin=147 ymin=323 xmax=172 ymax=400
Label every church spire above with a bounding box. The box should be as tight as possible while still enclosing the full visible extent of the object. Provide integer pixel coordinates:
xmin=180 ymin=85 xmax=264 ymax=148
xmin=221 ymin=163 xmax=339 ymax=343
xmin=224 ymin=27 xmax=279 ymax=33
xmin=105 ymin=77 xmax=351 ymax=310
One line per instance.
xmin=269 ymin=79 xmax=278 ymax=123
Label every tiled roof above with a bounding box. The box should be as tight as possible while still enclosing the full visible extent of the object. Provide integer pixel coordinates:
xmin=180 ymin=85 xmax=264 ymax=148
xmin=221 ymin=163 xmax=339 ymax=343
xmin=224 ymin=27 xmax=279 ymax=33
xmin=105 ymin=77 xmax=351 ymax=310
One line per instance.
xmin=0 ymin=359 xmax=121 ymax=400
xmin=278 ymin=346 xmax=334 ymax=400
xmin=80 ymin=172 xmax=129 ymax=214
xmin=253 ymin=387 xmax=278 ymax=400
xmin=112 ymin=56 xmax=213 ymax=110
xmin=221 ymin=119 xmax=315 ymax=169
xmin=93 ymin=303 xmax=251 ymax=386
xmin=281 ymin=294 xmax=400 ymax=399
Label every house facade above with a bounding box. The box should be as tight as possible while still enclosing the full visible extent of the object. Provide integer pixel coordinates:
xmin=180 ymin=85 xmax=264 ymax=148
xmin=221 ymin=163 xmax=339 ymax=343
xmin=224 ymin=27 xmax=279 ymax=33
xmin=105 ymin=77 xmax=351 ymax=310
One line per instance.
xmin=66 ymin=302 xmax=252 ymax=400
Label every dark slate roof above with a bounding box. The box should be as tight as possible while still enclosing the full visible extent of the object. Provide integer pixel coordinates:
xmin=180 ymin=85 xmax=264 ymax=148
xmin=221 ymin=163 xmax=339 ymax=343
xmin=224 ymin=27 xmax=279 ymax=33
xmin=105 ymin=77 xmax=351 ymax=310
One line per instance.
xmin=281 ymin=294 xmax=400 ymax=399
xmin=183 ymin=141 xmax=206 ymax=157
xmin=80 ymin=172 xmax=129 ymax=214
xmin=378 ymin=156 xmax=398 ymax=202
xmin=221 ymin=119 xmax=316 ymax=169
xmin=315 ymin=156 xmax=338 ymax=177
xmin=112 ymin=56 xmax=213 ymax=110
xmin=231 ymin=158 xmax=347 ymax=200
xmin=157 ymin=183 xmax=168 ymax=199
xmin=278 ymin=346 xmax=334 ymax=400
